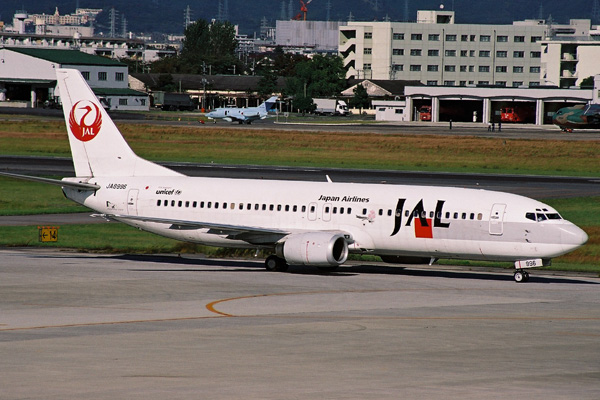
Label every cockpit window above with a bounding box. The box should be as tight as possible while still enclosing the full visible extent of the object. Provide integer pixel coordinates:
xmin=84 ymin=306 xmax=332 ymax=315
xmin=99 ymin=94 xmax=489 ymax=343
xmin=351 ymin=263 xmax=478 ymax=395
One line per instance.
xmin=526 ymin=212 xmax=562 ymax=221
xmin=526 ymin=212 xmax=536 ymax=221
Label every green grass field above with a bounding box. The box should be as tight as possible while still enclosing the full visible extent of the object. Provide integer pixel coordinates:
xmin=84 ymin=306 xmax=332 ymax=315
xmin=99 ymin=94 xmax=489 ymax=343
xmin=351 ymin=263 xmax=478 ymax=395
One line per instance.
xmin=0 ymin=116 xmax=598 ymax=273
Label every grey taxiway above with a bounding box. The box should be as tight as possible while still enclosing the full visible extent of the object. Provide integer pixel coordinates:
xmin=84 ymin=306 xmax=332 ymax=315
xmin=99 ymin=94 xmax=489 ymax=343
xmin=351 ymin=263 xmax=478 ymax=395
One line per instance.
xmin=1 ymin=249 xmax=599 ymax=399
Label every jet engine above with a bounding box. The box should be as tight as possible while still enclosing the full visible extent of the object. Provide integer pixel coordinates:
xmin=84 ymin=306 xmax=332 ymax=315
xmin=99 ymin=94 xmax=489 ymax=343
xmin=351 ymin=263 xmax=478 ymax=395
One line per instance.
xmin=276 ymin=232 xmax=349 ymax=266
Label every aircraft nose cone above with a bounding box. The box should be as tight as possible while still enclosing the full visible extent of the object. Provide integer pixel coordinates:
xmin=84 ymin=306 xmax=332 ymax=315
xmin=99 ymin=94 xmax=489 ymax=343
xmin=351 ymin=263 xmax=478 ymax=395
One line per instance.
xmin=561 ymin=223 xmax=588 ymax=250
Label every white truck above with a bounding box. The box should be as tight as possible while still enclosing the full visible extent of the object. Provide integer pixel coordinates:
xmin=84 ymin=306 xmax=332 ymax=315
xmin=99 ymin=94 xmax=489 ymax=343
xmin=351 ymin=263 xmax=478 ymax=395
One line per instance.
xmin=313 ymin=98 xmax=348 ymax=116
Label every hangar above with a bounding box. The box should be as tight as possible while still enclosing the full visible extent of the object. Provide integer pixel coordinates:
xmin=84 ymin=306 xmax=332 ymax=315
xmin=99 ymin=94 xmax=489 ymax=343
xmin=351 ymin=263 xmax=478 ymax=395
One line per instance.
xmin=403 ymin=85 xmax=593 ymax=125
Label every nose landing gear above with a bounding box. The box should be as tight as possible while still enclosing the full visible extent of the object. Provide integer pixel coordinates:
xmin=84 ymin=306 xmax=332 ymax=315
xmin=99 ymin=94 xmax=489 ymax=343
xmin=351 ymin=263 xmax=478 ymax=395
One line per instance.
xmin=514 ymin=270 xmax=530 ymax=283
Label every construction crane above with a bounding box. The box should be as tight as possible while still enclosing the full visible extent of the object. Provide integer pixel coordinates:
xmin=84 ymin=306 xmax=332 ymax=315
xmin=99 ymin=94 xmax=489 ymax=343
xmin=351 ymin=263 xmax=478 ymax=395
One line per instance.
xmin=292 ymin=0 xmax=313 ymax=21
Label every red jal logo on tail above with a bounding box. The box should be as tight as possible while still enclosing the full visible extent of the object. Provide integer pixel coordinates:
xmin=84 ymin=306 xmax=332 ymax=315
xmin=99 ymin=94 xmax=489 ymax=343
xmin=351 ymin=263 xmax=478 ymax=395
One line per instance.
xmin=69 ymin=101 xmax=102 ymax=142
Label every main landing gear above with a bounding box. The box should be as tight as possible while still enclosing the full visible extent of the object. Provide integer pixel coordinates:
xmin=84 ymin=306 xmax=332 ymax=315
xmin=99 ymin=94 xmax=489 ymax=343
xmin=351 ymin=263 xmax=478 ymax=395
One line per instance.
xmin=265 ymin=255 xmax=288 ymax=272
xmin=513 ymin=270 xmax=530 ymax=283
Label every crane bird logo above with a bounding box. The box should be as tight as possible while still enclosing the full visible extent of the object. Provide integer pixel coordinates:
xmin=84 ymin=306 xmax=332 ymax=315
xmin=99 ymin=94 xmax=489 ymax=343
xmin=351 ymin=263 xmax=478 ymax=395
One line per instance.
xmin=69 ymin=100 xmax=102 ymax=142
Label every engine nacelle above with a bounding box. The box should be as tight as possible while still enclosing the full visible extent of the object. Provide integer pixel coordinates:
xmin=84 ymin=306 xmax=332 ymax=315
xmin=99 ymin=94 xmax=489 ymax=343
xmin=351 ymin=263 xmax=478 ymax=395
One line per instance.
xmin=277 ymin=232 xmax=349 ymax=266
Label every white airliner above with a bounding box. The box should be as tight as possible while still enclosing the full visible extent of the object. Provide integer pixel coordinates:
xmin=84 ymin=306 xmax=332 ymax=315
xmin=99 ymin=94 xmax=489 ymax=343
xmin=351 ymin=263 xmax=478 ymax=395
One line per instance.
xmin=206 ymin=96 xmax=278 ymax=124
xmin=1 ymin=69 xmax=588 ymax=282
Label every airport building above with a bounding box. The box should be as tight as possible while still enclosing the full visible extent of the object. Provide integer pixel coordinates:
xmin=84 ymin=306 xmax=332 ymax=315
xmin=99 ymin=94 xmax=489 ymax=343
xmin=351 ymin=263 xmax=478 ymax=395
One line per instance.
xmin=0 ymin=47 xmax=148 ymax=110
xmin=339 ymin=10 xmax=600 ymax=88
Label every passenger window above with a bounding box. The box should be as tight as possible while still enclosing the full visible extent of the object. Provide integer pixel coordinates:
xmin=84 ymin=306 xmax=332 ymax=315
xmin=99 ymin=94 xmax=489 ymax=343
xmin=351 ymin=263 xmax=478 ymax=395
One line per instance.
xmin=214 ymin=202 xmax=219 ymax=208
xmin=246 ymin=204 xmax=251 ymax=210
xmin=262 ymin=204 xmax=266 ymax=211
xmin=171 ymin=200 xmax=175 ymax=207
xmin=293 ymin=205 xmax=298 ymax=212
xmin=340 ymin=208 xmax=344 ymax=215
xmin=429 ymin=211 xmax=434 ymax=218
xmin=388 ymin=209 xmax=392 ymax=216
xmin=277 ymin=205 xmax=282 ymax=211
xmin=285 ymin=205 xmax=290 ymax=212
xmin=302 ymin=205 xmax=306 ymax=212
xmin=164 ymin=200 xmax=168 ymax=207
xmin=270 ymin=204 xmax=274 ymax=211
xmin=224 ymin=203 xmax=228 ymax=209
xmin=405 ymin=210 xmax=410 ymax=217
xmin=333 ymin=207 xmax=337 ymax=214
xmin=453 ymin=212 xmax=458 ymax=219
xmin=363 ymin=208 xmax=367 ymax=215
xmin=445 ymin=212 xmax=450 ymax=219
xmin=477 ymin=213 xmax=482 ymax=220
xmin=310 ymin=205 xmax=316 ymax=212
xmin=470 ymin=213 xmax=474 ymax=220
xmin=461 ymin=213 xmax=466 ymax=219
xmin=157 ymin=200 xmax=161 ymax=206
xmin=421 ymin=211 xmax=427 ymax=218
xmin=379 ymin=209 xmax=383 ymax=216
xmin=254 ymin=204 xmax=259 ymax=210
xmin=207 ymin=202 xmax=212 ymax=208
xmin=185 ymin=201 xmax=190 ymax=208
xmin=200 ymin=201 xmax=205 ymax=208
xmin=347 ymin=208 xmax=352 ymax=214
xmin=178 ymin=201 xmax=182 ymax=207
xmin=193 ymin=201 xmax=197 ymax=208
xmin=325 ymin=206 xmax=330 ymax=213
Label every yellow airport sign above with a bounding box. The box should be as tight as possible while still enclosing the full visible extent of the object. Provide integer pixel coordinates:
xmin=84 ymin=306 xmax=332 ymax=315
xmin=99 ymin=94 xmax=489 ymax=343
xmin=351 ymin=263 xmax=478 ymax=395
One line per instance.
xmin=38 ymin=226 xmax=59 ymax=242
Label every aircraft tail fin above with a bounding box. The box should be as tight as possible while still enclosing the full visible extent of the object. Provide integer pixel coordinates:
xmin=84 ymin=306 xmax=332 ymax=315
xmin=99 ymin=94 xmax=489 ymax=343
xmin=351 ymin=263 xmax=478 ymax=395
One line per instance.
xmin=259 ymin=96 xmax=278 ymax=112
xmin=56 ymin=68 xmax=182 ymax=178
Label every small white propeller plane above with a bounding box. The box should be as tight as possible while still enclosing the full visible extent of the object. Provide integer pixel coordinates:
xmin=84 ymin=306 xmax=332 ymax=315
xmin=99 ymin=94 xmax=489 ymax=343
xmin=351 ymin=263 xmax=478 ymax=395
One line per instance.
xmin=0 ymin=69 xmax=588 ymax=282
xmin=205 ymin=96 xmax=278 ymax=124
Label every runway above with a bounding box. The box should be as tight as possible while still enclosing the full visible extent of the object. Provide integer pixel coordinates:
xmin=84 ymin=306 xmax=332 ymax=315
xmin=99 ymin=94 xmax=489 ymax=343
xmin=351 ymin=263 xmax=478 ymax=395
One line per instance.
xmin=1 ymin=248 xmax=599 ymax=399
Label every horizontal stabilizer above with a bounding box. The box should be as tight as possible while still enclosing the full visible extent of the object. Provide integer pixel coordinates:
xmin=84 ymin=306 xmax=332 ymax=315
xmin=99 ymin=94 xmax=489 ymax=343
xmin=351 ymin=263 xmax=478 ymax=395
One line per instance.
xmin=0 ymin=172 xmax=100 ymax=190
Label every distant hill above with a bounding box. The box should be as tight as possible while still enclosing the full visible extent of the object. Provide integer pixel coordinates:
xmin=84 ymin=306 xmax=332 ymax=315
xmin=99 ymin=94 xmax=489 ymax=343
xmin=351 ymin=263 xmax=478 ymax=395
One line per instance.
xmin=1 ymin=0 xmax=597 ymax=36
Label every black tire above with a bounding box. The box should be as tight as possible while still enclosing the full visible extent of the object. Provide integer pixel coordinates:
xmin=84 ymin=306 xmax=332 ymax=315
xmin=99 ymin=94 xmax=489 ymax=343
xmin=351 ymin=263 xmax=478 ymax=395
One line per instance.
xmin=265 ymin=255 xmax=288 ymax=272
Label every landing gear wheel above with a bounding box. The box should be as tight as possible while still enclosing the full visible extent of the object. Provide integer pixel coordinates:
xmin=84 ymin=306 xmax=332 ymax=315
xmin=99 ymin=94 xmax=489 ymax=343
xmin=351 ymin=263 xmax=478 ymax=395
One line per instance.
xmin=265 ymin=255 xmax=288 ymax=272
xmin=514 ymin=270 xmax=530 ymax=283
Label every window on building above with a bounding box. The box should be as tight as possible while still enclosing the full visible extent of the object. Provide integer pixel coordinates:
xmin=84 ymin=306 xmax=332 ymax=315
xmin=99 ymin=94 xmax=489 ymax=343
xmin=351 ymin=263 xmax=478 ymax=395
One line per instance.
xmin=427 ymin=65 xmax=439 ymax=72
xmin=410 ymin=49 xmax=422 ymax=56
xmin=444 ymin=81 xmax=455 ymax=86
xmin=427 ymin=80 xmax=438 ymax=86
xmin=529 ymin=81 xmax=540 ymax=86
xmin=513 ymin=51 xmax=525 ymax=58
xmin=496 ymin=66 xmax=507 ymax=73
xmin=469 ymin=50 xmax=475 ymax=57
xmin=363 ymin=63 xmax=372 ymax=70
xmin=428 ymin=34 xmax=439 ymax=41
xmin=444 ymin=65 xmax=456 ymax=72
xmin=496 ymin=50 xmax=508 ymax=58
xmin=118 ymin=98 xmax=127 ymax=106
xmin=140 ymin=98 xmax=146 ymax=106
xmin=115 ymin=72 xmax=124 ymax=81
xmin=513 ymin=66 xmax=524 ymax=73
xmin=530 ymin=51 xmax=541 ymax=58
xmin=411 ymin=33 xmax=422 ymax=40
xmin=98 ymin=71 xmax=107 ymax=81
xmin=512 ymin=81 xmax=524 ymax=87
xmin=410 ymin=65 xmax=422 ymax=71
xmin=460 ymin=65 xmax=467 ymax=72
xmin=460 ymin=50 xmax=468 ymax=57
xmin=445 ymin=34 xmax=457 ymax=41
xmin=479 ymin=50 xmax=490 ymax=57
xmin=514 ymin=35 xmax=525 ymax=42
xmin=531 ymin=36 xmax=542 ymax=43
xmin=428 ymin=49 xmax=439 ymax=56
xmin=459 ymin=80 xmax=467 ymax=86
xmin=81 ymin=71 xmax=90 ymax=80
xmin=530 ymin=66 xmax=541 ymax=73
xmin=469 ymin=65 xmax=474 ymax=72
xmin=364 ymin=32 xmax=372 ymax=39
xmin=470 ymin=34 xmax=476 ymax=41
xmin=393 ymin=33 xmax=404 ymax=40
xmin=479 ymin=66 xmax=490 ymax=73
xmin=445 ymin=49 xmax=456 ymax=57
xmin=461 ymin=34 xmax=468 ymax=42
xmin=392 ymin=64 xmax=404 ymax=71
xmin=480 ymin=35 xmax=491 ymax=42
xmin=478 ymin=81 xmax=489 ymax=85
xmin=393 ymin=48 xmax=404 ymax=56
xmin=497 ymin=35 xmax=508 ymax=42
xmin=495 ymin=81 xmax=507 ymax=87
xmin=364 ymin=48 xmax=372 ymax=54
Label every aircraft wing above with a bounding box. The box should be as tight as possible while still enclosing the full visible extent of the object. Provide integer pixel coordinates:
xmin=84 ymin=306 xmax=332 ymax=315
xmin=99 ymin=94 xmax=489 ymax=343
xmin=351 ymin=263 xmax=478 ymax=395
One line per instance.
xmin=103 ymin=213 xmax=291 ymax=244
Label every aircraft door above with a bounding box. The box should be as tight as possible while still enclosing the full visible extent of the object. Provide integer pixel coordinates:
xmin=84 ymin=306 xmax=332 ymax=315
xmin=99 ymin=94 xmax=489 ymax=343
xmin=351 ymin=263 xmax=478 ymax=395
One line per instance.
xmin=489 ymin=203 xmax=506 ymax=235
xmin=307 ymin=202 xmax=318 ymax=221
xmin=127 ymin=189 xmax=139 ymax=216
